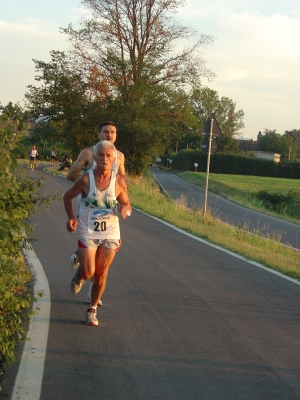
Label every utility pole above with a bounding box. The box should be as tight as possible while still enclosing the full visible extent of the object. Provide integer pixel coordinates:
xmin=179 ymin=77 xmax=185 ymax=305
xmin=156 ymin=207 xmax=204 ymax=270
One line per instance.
xmin=203 ymin=119 xmax=213 ymax=218
xmin=201 ymin=114 xmax=223 ymax=219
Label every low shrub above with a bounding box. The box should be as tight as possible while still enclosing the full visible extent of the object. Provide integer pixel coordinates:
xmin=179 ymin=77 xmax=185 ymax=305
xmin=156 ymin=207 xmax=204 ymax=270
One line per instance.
xmin=0 ymin=119 xmax=59 ymax=380
xmin=256 ymin=190 xmax=300 ymax=219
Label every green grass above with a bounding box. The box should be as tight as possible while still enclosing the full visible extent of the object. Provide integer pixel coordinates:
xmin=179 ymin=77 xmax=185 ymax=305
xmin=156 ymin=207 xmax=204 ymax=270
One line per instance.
xmin=46 ymin=165 xmax=69 ymax=177
xmin=128 ymin=173 xmax=300 ymax=281
xmin=176 ymin=171 xmax=300 ymax=223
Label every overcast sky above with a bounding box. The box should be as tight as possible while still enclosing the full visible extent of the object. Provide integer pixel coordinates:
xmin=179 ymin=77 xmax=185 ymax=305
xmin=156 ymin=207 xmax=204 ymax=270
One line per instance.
xmin=1 ymin=0 xmax=299 ymax=139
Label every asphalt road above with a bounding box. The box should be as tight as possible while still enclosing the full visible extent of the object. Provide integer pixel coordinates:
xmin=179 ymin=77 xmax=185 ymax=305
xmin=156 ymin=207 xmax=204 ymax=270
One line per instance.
xmin=4 ymin=166 xmax=300 ymax=400
xmin=152 ymin=168 xmax=300 ymax=250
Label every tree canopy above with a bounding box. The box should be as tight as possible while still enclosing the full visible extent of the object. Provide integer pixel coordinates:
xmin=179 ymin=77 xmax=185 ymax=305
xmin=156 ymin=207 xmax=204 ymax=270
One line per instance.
xmin=26 ymin=0 xmax=216 ymax=175
xmin=258 ymin=129 xmax=296 ymax=162
xmin=63 ymin=0 xmax=215 ymax=92
xmin=284 ymin=129 xmax=300 ymax=155
xmin=190 ymin=86 xmax=245 ymax=137
xmin=0 ymin=102 xmax=28 ymax=132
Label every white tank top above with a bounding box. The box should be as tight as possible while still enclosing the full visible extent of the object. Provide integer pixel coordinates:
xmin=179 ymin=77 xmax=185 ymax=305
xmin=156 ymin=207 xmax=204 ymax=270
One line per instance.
xmin=30 ymin=149 xmax=38 ymax=157
xmin=77 ymin=170 xmax=120 ymax=240
xmin=77 ymin=144 xmax=119 ymax=216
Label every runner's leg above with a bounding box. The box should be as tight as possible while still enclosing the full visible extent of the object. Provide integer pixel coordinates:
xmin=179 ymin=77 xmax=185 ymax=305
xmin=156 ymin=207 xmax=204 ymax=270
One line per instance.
xmin=77 ymin=244 xmax=97 ymax=280
xmin=91 ymin=247 xmax=116 ymax=307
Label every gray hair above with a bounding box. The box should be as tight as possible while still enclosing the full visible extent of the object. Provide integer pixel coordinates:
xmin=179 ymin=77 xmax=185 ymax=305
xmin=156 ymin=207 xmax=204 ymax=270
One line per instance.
xmin=95 ymin=140 xmax=117 ymax=156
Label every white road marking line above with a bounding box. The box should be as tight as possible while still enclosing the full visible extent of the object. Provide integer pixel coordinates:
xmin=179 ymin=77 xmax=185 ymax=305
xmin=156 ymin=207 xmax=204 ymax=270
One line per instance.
xmin=12 ymin=247 xmax=51 ymax=400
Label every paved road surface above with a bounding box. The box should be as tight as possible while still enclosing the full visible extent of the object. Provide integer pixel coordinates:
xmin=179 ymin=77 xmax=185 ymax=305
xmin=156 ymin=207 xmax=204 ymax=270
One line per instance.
xmin=152 ymin=168 xmax=300 ymax=250
xmin=4 ymin=166 xmax=300 ymax=399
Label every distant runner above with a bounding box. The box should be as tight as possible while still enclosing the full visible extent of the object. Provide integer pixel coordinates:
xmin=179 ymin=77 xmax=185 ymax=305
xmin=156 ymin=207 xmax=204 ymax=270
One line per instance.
xmin=28 ymin=144 xmax=38 ymax=172
xmin=51 ymin=148 xmax=57 ymax=166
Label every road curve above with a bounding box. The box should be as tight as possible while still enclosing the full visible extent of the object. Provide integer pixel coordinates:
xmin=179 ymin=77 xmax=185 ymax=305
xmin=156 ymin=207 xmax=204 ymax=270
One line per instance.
xmin=152 ymin=168 xmax=300 ymax=250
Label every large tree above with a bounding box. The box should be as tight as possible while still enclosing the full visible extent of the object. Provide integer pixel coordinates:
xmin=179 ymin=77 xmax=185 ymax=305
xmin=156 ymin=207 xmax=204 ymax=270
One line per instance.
xmin=26 ymin=0 xmax=215 ymax=174
xmin=63 ymin=0 xmax=215 ymax=93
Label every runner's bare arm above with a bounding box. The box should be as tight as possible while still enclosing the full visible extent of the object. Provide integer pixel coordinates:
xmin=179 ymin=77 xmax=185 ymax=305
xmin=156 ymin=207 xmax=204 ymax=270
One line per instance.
xmin=63 ymin=174 xmax=89 ymax=231
xmin=117 ymin=151 xmax=129 ymax=186
xmin=67 ymin=147 xmax=92 ymax=182
xmin=116 ymin=174 xmax=131 ymax=218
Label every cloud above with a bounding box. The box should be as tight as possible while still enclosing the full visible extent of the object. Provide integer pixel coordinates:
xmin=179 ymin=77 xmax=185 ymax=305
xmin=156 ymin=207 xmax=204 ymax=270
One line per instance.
xmin=217 ymin=69 xmax=249 ymax=81
xmin=179 ymin=4 xmax=300 ymax=136
xmin=204 ymin=10 xmax=300 ymax=97
xmin=217 ymin=11 xmax=300 ymax=59
xmin=0 ymin=19 xmax=70 ymax=105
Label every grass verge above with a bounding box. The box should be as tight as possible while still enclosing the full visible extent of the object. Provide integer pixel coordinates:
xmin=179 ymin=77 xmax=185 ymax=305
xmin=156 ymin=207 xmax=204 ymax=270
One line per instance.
xmin=128 ymin=173 xmax=300 ymax=281
xmin=176 ymin=171 xmax=300 ymax=224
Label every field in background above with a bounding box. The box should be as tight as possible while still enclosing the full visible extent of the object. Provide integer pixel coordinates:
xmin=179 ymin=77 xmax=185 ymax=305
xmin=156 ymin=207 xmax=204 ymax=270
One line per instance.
xmin=176 ymin=171 xmax=300 ymax=223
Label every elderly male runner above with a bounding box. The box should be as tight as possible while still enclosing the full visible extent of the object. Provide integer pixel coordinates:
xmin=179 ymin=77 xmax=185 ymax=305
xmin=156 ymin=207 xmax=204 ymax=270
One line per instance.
xmin=64 ymin=140 xmax=132 ymax=326
xmin=67 ymin=121 xmax=129 ymax=305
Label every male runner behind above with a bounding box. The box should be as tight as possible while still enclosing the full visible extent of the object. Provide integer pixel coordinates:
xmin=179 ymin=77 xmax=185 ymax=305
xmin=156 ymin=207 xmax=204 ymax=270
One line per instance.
xmin=67 ymin=121 xmax=129 ymax=305
xmin=64 ymin=141 xmax=132 ymax=326
xmin=67 ymin=121 xmax=128 ymax=184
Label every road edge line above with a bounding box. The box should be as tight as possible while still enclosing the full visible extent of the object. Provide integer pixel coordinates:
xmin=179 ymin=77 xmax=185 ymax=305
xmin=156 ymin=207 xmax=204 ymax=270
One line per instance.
xmin=11 ymin=247 xmax=51 ymax=400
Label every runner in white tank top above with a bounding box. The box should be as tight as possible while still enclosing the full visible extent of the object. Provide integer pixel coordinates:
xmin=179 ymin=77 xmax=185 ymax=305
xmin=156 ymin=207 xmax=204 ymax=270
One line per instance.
xmin=66 ymin=122 xmax=128 ymax=305
xmin=28 ymin=145 xmax=38 ymax=172
xmin=63 ymin=140 xmax=131 ymax=326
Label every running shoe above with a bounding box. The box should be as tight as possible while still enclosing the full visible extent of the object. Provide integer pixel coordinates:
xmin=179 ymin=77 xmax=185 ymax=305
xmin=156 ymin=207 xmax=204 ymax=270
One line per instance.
xmin=70 ymin=252 xmax=79 ymax=269
xmin=86 ymin=282 xmax=102 ymax=306
xmin=71 ymin=269 xmax=84 ymax=294
xmin=86 ymin=308 xmax=98 ymax=326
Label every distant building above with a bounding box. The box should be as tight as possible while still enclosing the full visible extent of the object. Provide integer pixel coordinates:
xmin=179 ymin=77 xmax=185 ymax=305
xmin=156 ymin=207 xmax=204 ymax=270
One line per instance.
xmin=251 ymin=151 xmax=281 ymax=163
xmin=236 ymin=138 xmax=258 ymax=151
xmin=236 ymin=137 xmax=281 ymax=162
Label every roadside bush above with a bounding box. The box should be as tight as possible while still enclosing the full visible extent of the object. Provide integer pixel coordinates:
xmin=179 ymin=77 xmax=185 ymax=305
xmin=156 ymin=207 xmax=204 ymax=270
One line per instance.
xmin=11 ymin=141 xmax=29 ymax=160
xmin=256 ymin=190 xmax=300 ymax=219
xmin=0 ymin=119 xmax=58 ymax=380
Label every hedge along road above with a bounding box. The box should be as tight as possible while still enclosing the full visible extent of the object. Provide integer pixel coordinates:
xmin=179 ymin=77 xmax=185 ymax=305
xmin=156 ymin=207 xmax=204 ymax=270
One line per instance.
xmin=152 ymin=168 xmax=300 ymax=251
xmin=6 ymin=165 xmax=300 ymax=400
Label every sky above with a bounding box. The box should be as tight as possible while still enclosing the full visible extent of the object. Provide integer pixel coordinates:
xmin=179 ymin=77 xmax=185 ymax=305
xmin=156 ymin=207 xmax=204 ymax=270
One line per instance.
xmin=0 ymin=0 xmax=299 ymax=139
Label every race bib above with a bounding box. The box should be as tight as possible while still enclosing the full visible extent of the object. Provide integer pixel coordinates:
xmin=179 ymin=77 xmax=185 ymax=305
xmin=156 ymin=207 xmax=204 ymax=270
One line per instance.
xmin=87 ymin=208 xmax=119 ymax=238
